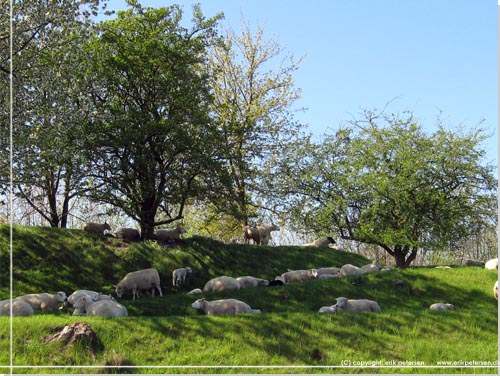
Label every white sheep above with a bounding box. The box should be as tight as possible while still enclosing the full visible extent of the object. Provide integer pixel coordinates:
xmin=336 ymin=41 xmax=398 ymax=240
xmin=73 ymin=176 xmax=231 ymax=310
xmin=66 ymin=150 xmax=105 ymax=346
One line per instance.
xmin=316 ymin=267 xmax=341 ymax=276
xmin=83 ymin=222 xmax=111 ymax=235
xmin=361 ymin=262 xmax=381 ymax=274
xmin=172 ymin=267 xmax=192 ymax=287
xmin=331 ymin=297 xmax=381 ymax=313
xmin=303 ymin=237 xmax=336 ymax=247
xmin=154 ymin=225 xmax=186 ymax=242
xmin=0 ymin=299 xmax=34 ymax=316
xmin=236 ymin=276 xmax=269 ymax=289
xmin=191 ymin=298 xmax=261 ymax=315
xmin=257 ymin=224 xmax=280 ymax=245
xmin=18 ymin=292 xmax=67 ymax=311
xmin=69 ymin=291 xmax=114 ymax=315
xmin=318 ymin=305 xmax=336 ymax=313
xmin=318 ymin=274 xmax=339 ymax=280
xmin=72 ymin=296 xmax=127 ymax=317
xmin=115 ymin=227 xmax=141 ymax=242
xmin=280 ymin=269 xmax=318 ymax=283
xmin=429 ymin=303 xmax=454 ymax=311
xmin=115 ymin=268 xmax=162 ymax=300
xmin=485 ymin=258 xmax=498 ymax=270
xmin=186 ymin=288 xmax=203 ymax=295
xmin=339 ymin=264 xmax=364 ymax=277
xmin=493 ymin=281 xmax=498 ymax=300
xmin=203 ymin=276 xmax=240 ymax=292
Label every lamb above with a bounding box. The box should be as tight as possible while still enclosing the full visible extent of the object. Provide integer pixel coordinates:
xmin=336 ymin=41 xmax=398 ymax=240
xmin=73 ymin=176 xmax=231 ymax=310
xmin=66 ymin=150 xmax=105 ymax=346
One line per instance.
xmin=203 ymin=276 xmax=240 ymax=292
xmin=18 ymin=292 xmax=67 ymax=311
xmin=83 ymin=222 xmax=111 ymax=235
xmin=316 ymin=267 xmax=341 ymax=276
xmin=494 ymin=281 xmax=498 ymax=300
xmin=72 ymin=296 xmax=127 ymax=317
xmin=429 ymin=303 xmax=454 ymax=311
xmin=280 ymin=269 xmax=318 ymax=283
xmin=191 ymin=298 xmax=261 ymax=315
xmin=186 ymin=288 xmax=203 ymax=295
xmin=236 ymin=276 xmax=269 ymax=289
xmin=485 ymin=258 xmax=498 ymax=270
xmin=115 ymin=227 xmax=141 ymax=242
xmin=172 ymin=267 xmax=192 ymax=287
xmin=330 ymin=297 xmax=381 ymax=313
xmin=303 ymin=237 xmax=336 ymax=247
xmin=361 ymin=262 xmax=381 ymax=274
xmin=339 ymin=264 xmax=364 ymax=277
xmin=0 ymin=299 xmax=34 ymax=316
xmin=154 ymin=225 xmax=186 ymax=242
xmin=115 ymin=268 xmax=162 ymax=300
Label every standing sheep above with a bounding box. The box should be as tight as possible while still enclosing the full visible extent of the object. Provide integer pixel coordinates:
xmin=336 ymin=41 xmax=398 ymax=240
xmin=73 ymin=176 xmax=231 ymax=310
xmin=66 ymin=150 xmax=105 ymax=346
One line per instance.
xmin=115 ymin=268 xmax=162 ymax=300
xmin=331 ymin=297 xmax=381 ymax=313
xmin=154 ymin=225 xmax=186 ymax=242
xmin=18 ymin=292 xmax=67 ymax=311
xmin=243 ymin=225 xmax=260 ymax=244
xmin=115 ymin=227 xmax=141 ymax=242
xmin=172 ymin=267 xmax=192 ymax=287
xmin=257 ymin=224 xmax=280 ymax=245
xmin=339 ymin=264 xmax=364 ymax=277
xmin=0 ymin=299 xmax=34 ymax=316
xmin=280 ymin=269 xmax=318 ymax=283
xmin=236 ymin=276 xmax=269 ymax=289
xmin=429 ymin=303 xmax=454 ymax=311
xmin=303 ymin=237 xmax=336 ymax=247
xmin=83 ymin=222 xmax=111 ymax=235
xmin=203 ymin=276 xmax=240 ymax=292
xmin=191 ymin=298 xmax=261 ymax=315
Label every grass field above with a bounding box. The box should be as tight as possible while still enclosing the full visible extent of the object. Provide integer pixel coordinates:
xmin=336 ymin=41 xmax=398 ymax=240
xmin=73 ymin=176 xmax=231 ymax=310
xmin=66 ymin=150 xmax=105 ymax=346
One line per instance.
xmin=0 ymin=225 xmax=498 ymax=374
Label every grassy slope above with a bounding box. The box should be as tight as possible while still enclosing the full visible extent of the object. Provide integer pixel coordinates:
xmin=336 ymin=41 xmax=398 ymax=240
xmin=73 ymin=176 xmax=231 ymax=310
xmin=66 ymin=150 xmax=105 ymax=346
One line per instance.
xmin=0 ymin=225 xmax=498 ymax=374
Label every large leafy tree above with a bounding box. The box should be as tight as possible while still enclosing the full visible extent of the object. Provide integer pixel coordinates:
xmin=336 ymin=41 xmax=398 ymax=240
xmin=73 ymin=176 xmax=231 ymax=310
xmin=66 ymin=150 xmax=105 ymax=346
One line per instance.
xmin=273 ymin=110 xmax=497 ymax=268
xmin=83 ymin=1 xmax=225 ymax=239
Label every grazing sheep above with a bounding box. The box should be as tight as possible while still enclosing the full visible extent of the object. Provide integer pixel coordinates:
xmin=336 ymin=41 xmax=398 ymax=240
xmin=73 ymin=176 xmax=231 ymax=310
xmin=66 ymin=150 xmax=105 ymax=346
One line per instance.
xmin=191 ymin=298 xmax=261 ymax=315
xmin=236 ymin=276 xmax=269 ymax=289
xmin=257 ymin=224 xmax=280 ymax=245
xmin=494 ymin=281 xmax=498 ymax=300
xmin=18 ymin=292 xmax=67 ymax=311
xmin=154 ymin=225 xmax=186 ymax=242
xmin=485 ymin=258 xmax=498 ymax=270
xmin=115 ymin=268 xmax=162 ymax=300
xmin=331 ymin=297 xmax=381 ymax=313
xmin=280 ymin=269 xmax=318 ymax=283
xmin=186 ymin=288 xmax=203 ymax=295
xmin=203 ymin=276 xmax=240 ymax=292
xmin=172 ymin=267 xmax=192 ymax=287
xmin=83 ymin=222 xmax=111 ymax=235
xmin=303 ymin=237 xmax=336 ymax=247
xmin=361 ymin=262 xmax=381 ymax=274
xmin=429 ymin=303 xmax=454 ymax=311
xmin=317 ymin=267 xmax=341 ymax=276
xmin=115 ymin=227 xmax=141 ymax=242
xmin=0 ymin=299 xmax=34 ymax=316
xmin=72 ymin=296 xmax=127 ymax=317
xmin=339 ymin=264 xmax=364 ymax=277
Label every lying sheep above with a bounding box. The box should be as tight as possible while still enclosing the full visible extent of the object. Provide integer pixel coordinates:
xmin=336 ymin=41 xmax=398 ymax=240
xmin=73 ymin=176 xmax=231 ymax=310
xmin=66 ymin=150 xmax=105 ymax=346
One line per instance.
xmin=330 ymin=297 xmax=381 ymax=313
xmin=172 ymin=267 xmax=192 ymax=287
xmin=361 ymin=262 xmax=381 ymax=274
xmin=203 ymin=276 xmax=240 ymax=292
xmin=115 ymin=268 xmax=162 ymax=300
xmin=115 ymin=227 xmax=140 ymax=242
xmin=318 ymin=305 xmax=336 ymax=314
xmin=317 ymin=267 xmax=341 ymax=276
xmin=0 ymin=298 xmax=34 ymax=316
xmin=429 ymin=303 xmax=454 ymax=311
xmin=73 ymin=296 xmax=127 ymax=317
xmin=18 ymin=292 xmax=67 ymax=311
xmin=281 ymin=269 xmax=318 ymax=283
xmin=494 ymin=281 xmax=498 ymax=300
xmin=191 ymin=298 xmax=261 ymax=315
xmin=236 ymin=276 xmax=269 ymax=289
xmin=318 ymin=274 xmax=339 ymax=280
xmin=485 ymin=258 xmax=498 ymax=270
xmin=339 ymin=264 xmax=364 ymax=277
xmin=154 ymin=225 xmax=186 ymax=242
xmin=186 ymin=288 xmax=203 ymax=295
xmin=83 ymin=222 xmax=111 ymax=235
xmin=68 ymin=291 xmax=114 ymax=315
xmin=303 ymin=237 xmax=336 ymax=247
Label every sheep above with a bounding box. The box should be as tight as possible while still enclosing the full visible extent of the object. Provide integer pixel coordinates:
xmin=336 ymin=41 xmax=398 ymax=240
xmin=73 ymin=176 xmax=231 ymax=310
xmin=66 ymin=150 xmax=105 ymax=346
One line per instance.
xmin=115 ymin=227 xmax=141 ymax=242
xmin=339 ymin=264 xmax=364 ymax=277
xmin=257 ymin=224 xmax=280 ymax=245
xmin=429 ymin=303 xmax=454 ymax=311
xmin=316 ymin=267 xmax=341 ymax=276
xmin=280 ymin=269 xmax=318 ymax=283
xmin=72 ymin=296 xmax=127 ymax=317
xmin=0 ymin=299 xmax=34 ymax=316
xmin=381 ymin=266 xmax=393 ymax=272
xmin=68 ymin=291 xmax=114 ymax=315
xmin=330 ymin=297 xmax=381 ymax=313
xmin=172 ymin=267 xmax=192 ymax=287
xmin=115 ymin=268 xmax=162 ymax=300
xmin=485 ymin=258 xmax=498 ymax=270
xmin=83 ymin=222 xmax=111 ymax=235
xmin=463 ymin=259 xmax=485 ymax=267
xmin=203 ymin=276 xmax=240 ymax=292
xmin=361 ymin=262 xmax=381 ymax=274
xmin=317 ymin=274 xmax=339 ymax=280
xmin=243 ymin=225 xmax=260 ymax=244
xmin=303 ymin=236 xmax=336 ymax=247
xmin=318 ymin=306 xmax=336 ymax=313
xmin=494 ymin=281 xmax=498 ymax=300
xmin=186 ymin=288 xmax=203 ymax=295
xmin=236 ymin=276 xmax=269 ymax=289
xmin=154 ymin=225 xmax=186 ymax=242
xmin=191 ymin=298 xmax=261 ymax=315
xmin=18 ymin=292 xmax=67 ymax=311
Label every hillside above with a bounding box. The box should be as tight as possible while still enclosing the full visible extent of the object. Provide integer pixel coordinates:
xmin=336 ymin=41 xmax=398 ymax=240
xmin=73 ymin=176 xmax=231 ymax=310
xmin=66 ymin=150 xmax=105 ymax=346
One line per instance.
xmin=0 ymin=225 xmax=497 ymax=374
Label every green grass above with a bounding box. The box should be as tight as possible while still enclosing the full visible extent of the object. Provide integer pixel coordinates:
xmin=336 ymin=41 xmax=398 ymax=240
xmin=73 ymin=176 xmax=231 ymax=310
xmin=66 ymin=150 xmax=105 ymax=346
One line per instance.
xmin=0 ymin=225 xmax=497 ymax=374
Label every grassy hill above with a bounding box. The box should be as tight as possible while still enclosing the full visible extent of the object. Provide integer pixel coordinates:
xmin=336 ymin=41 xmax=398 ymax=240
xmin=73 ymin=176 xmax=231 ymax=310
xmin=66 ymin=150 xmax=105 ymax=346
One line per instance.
xmin=0 ymin=225 xmax=497 ymax=374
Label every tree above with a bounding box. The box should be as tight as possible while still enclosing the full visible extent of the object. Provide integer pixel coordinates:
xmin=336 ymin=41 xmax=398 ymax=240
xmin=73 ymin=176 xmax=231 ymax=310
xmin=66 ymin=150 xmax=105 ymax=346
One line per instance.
xmin=82 ymin=2 xmax=225 ymax=239
xmin=208 ymin=23 xmax=303 ymax=225
xmin=273 ymin=110 xmax=497 ymax=268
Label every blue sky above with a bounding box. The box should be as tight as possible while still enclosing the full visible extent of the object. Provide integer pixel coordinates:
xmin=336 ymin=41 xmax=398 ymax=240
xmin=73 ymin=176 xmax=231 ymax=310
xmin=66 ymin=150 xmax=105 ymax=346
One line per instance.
xmin=102 ymin=0 xmax=498 ymax=172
